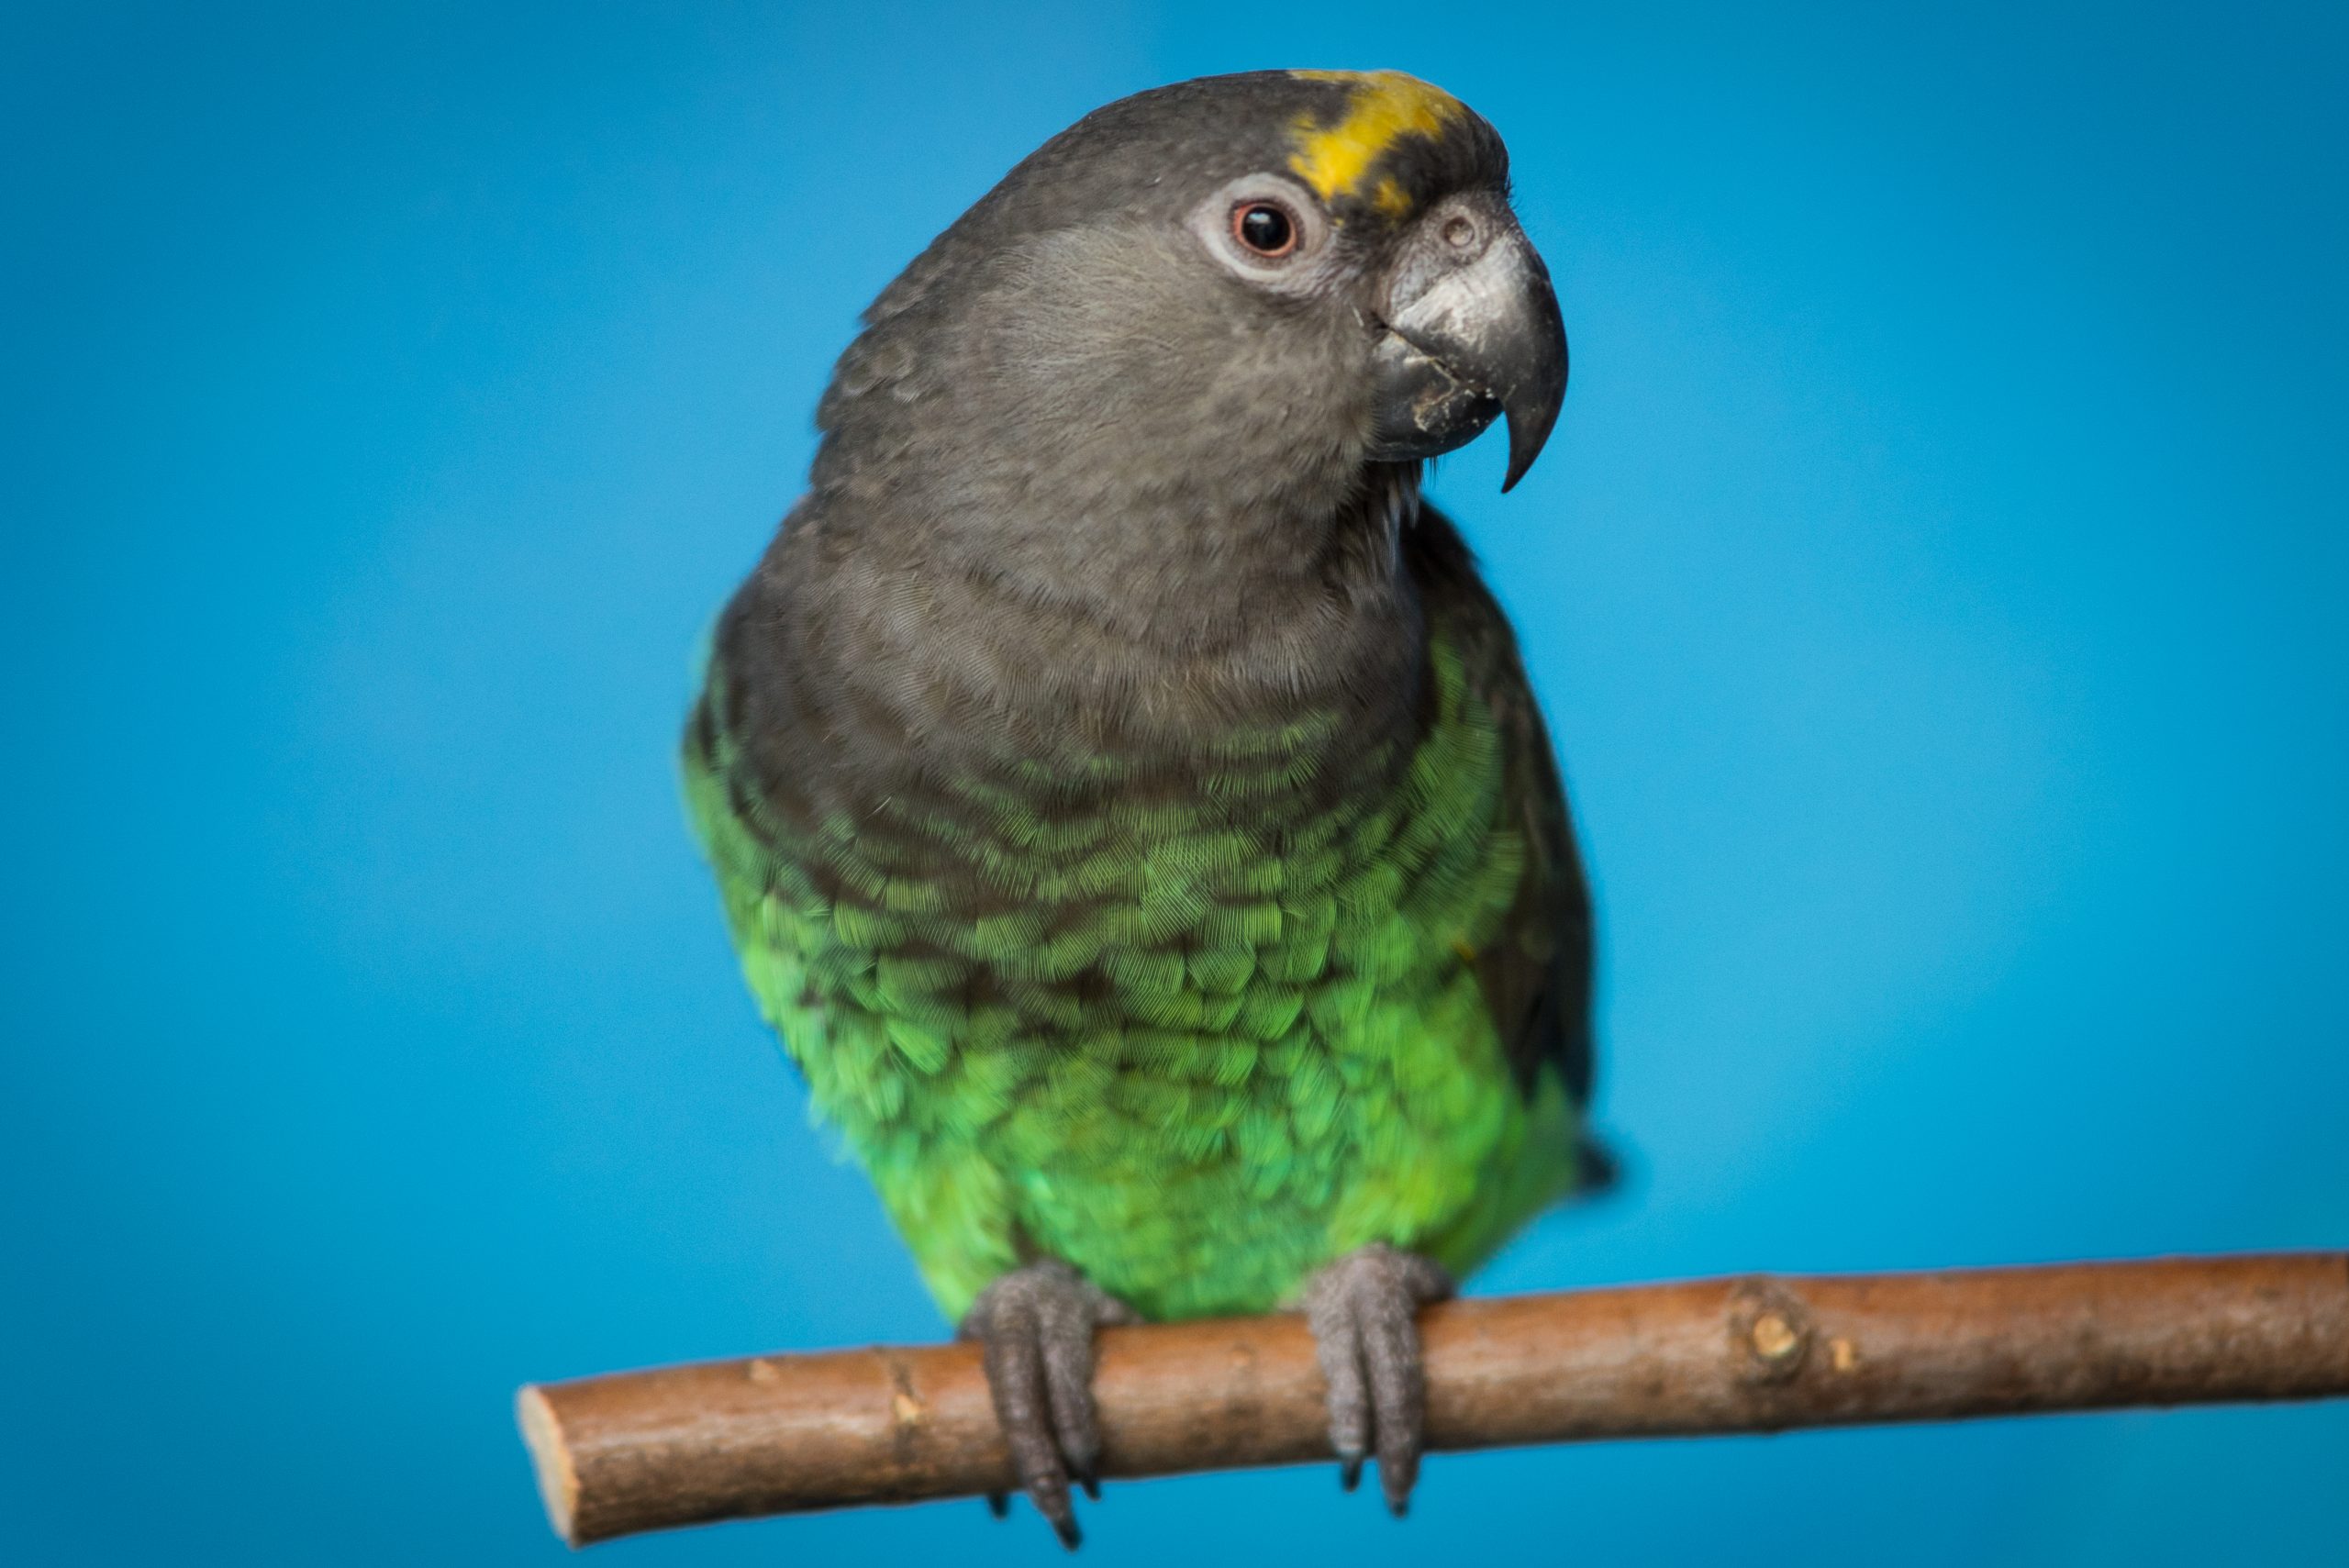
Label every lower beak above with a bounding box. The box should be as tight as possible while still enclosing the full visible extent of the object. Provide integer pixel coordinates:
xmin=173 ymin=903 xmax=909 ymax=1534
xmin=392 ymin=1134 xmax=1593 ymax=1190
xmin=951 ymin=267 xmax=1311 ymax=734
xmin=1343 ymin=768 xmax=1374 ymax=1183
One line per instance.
xmin=1364 ymin=204 xmax=1569 ymax=491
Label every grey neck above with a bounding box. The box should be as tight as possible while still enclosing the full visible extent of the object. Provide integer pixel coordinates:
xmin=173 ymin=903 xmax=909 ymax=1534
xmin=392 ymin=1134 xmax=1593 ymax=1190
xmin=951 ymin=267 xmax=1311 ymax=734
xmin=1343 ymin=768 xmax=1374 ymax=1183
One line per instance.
xmin=775 ymin=462 xmax=1429 ymax=767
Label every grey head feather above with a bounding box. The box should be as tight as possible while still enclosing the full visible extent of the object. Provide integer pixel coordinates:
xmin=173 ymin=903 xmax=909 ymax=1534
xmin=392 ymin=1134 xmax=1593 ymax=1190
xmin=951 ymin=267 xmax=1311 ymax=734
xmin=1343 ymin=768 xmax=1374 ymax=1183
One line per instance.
xmin=736 ymin=72 xmax=1525 ymax=771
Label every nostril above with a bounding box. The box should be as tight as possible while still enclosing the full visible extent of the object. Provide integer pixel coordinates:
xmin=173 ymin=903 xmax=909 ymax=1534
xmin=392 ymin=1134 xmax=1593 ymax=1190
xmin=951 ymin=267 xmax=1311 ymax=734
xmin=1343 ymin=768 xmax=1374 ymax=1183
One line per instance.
xmin=1442 ymin=216 xmax=1476 ymax=250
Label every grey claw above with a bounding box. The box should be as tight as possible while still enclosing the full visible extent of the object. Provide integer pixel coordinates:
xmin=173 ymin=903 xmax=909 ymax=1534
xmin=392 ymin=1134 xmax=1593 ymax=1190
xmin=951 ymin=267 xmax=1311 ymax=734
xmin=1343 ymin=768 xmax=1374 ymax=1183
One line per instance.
xmin=1303 ymin=1244 xmax=1453 ymax=1517
xmin=985 ymin=1491 xmax=1010 ymax=1519
xmin=961 ymin=1261 xmax=1133 ymax=1549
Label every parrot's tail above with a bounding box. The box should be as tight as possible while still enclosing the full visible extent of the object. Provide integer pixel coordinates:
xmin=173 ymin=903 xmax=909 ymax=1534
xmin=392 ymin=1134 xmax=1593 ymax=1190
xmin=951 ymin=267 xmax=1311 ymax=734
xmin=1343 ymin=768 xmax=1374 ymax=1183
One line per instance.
xmin=1571 ymin=1134 xmax=1623 ymax=1200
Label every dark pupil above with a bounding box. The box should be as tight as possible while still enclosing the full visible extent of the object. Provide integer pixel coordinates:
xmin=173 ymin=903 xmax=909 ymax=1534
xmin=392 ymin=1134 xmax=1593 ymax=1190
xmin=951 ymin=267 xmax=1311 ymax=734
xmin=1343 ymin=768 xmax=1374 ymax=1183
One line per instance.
xmin=1238 ymin=205 xmax=1292 ymax=254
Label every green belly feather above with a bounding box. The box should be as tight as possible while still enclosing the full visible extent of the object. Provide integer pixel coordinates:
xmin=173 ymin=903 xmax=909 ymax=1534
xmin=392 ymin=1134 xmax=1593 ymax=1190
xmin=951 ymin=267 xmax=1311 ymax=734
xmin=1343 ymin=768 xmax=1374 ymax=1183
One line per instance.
xmin=684 ymin=623 xmax=1583 ymax=1322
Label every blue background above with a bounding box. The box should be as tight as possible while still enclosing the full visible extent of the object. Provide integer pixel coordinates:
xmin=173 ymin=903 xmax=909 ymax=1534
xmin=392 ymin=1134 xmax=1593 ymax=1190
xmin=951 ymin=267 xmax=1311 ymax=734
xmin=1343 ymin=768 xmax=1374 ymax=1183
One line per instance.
xmin=6 ymin=3 xmax=2344 ymax=1562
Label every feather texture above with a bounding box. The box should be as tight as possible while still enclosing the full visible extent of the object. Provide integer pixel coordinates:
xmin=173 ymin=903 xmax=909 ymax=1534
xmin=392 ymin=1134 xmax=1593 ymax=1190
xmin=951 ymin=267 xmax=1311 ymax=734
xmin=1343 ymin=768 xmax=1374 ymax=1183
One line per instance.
xmin=685 ymin=510 xmax=1597 ymax=1322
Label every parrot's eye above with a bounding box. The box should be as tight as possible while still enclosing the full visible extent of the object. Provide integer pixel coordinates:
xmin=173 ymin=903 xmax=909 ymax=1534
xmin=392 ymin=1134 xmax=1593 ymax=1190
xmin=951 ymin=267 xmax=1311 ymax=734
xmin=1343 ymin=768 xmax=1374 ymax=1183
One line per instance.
xmin=1231 ymin=202 xmax=1298 ymax=258
xmin=1189 ymin=174 xmax=1330 ymax=289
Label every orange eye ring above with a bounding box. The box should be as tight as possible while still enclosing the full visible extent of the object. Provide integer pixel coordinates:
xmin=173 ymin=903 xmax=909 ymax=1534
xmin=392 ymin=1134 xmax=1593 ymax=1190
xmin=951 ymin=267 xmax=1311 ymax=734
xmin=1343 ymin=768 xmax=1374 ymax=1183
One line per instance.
xmin=1230 ymin=200 xmax=1299 ymax=258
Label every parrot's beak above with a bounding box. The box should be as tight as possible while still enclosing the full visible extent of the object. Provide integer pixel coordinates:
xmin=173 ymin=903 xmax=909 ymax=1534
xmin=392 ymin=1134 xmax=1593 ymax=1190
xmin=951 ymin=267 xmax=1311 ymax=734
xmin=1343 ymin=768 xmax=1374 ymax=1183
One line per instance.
xmin=1364 ymin=197 xmax=1568 ymax=491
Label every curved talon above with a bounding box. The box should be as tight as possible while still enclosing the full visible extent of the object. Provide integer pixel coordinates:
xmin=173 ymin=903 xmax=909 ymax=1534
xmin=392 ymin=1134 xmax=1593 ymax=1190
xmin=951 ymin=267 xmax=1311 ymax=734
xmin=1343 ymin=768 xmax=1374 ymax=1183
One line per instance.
xmin=960 ymin=1260 xmax=1136 ymax=1549
xmin=1303 ymin=1243 xmax=1453 ymax=1518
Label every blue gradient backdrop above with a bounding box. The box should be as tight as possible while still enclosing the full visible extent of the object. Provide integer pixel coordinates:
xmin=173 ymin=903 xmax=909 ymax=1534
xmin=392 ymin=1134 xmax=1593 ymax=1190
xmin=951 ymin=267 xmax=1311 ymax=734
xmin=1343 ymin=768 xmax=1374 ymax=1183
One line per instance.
xmin=6 ymin=3 xmax=2345 ymax=1562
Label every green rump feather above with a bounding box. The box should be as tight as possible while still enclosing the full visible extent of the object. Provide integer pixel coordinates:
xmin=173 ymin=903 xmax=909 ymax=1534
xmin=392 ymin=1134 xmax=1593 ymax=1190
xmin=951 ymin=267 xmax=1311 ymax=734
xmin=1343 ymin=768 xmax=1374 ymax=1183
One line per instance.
xmin=684 ymin=601 xmax=1592 ymax=1324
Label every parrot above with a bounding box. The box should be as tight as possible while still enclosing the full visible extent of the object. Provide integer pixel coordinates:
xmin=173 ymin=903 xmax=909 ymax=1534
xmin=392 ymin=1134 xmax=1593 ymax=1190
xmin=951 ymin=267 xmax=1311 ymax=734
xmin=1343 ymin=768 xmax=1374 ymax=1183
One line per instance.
xmin=682 ymin=68 xmax=1608 ymax=1546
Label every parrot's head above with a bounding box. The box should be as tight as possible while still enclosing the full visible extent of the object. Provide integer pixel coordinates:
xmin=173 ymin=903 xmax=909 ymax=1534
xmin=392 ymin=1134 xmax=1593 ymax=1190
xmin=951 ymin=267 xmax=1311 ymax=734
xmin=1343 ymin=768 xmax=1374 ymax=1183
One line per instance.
xmin=810 ymin=71 xmax=1567 ymax=627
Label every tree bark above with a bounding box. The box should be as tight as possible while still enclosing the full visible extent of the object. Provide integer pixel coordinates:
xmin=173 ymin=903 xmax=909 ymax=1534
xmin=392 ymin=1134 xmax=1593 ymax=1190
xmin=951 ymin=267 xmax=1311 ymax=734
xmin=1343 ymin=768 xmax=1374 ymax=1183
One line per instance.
xmin=518 ymin=1251 xmax=2349 ymax=1546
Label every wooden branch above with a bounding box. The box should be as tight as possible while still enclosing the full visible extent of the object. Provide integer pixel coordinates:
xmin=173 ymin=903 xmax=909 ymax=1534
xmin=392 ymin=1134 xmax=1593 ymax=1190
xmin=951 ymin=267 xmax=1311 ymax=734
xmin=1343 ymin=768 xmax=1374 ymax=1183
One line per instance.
xmin=518 ymin=1252 xmax=2349 ymax=1546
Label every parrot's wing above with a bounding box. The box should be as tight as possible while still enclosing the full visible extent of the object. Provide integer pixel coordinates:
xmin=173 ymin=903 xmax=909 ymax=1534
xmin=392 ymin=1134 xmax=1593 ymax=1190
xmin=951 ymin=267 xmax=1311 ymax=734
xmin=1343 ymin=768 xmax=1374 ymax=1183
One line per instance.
xmin=1408 ymin=506 xmax=1615 ymax=1195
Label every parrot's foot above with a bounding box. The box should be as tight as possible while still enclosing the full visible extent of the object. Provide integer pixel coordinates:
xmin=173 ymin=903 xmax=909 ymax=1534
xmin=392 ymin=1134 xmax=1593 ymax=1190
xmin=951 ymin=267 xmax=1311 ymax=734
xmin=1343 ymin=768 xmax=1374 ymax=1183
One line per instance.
xmin=960 ymin=1260 xmax=1138 ymax=1550
xmin=1302 ymin=1243 xmax=1454 ymax=1517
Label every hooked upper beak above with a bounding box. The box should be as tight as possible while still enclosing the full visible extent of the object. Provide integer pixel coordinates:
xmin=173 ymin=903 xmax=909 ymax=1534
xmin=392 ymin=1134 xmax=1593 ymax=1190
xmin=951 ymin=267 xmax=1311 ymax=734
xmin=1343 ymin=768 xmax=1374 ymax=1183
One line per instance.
xmin=1364 ymin=195 xmax=1568 ymax=491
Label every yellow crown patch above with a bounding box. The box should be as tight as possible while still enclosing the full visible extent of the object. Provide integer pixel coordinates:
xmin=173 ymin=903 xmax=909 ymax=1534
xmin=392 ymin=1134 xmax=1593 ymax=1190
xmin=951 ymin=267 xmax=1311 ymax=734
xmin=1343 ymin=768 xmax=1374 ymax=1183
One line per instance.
xmin=1287 ymin=70 xmax=1465 ymax=218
